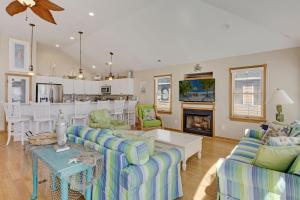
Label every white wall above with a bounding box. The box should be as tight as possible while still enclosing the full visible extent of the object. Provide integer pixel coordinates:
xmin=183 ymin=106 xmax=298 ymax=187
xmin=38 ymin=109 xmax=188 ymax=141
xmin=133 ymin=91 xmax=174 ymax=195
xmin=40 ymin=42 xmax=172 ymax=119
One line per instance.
xmin=134 ymin=47 xmax=300 ymax=139
xmin=0 ymin=35 xmax=93 ymax=131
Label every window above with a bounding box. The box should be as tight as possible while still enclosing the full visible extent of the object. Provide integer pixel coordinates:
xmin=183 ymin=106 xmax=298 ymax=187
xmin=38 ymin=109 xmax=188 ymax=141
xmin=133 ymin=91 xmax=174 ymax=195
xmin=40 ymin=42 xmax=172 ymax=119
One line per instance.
xmin=229 ymin=65 xmax=266 ymax=122
xmin=154 ymin=75 xmax=172 ymax=114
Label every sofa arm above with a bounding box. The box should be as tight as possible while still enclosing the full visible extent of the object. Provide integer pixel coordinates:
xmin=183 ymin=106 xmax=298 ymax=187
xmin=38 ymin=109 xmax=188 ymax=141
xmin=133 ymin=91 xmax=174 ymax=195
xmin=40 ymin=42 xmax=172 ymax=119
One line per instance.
xmin=244 ymin=128 xmax=265 ymax=140
xmin=217 ymin=158 xmax=300 ymax=194
xmin=121 ymin=148 xmax=181 ymax=190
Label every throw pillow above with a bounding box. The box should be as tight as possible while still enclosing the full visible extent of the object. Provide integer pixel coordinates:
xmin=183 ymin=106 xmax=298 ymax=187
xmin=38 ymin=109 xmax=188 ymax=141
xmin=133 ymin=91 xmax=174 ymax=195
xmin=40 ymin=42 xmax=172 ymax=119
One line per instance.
xmin=267 ymin=136 xmax=300 ymax=146
xmin=288 ymin=154 xmax=300 ymax=175
xmin=289 ymin=120 xmax=300 ymax=137
xmin=142 ymin=108 xmax=156 ymax=121
xmin=261 ymin=121 xmax=289 ymax=144
xmin=254 ymin=145 xmax=300 ymax=172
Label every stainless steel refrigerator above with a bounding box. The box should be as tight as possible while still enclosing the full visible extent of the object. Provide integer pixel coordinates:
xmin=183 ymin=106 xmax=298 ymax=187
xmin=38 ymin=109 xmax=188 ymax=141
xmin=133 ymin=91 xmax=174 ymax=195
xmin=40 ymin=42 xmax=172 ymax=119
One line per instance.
xmin=36 ymin=83 xmax=63 ymax=103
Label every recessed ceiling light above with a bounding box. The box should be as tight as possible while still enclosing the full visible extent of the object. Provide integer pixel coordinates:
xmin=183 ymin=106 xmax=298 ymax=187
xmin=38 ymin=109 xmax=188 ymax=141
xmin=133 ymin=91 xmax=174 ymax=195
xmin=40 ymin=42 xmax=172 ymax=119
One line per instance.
xmin=92 ymin=65 xmax=96 ymax=69
xmin=157 ymin=59 xmax=162 ymax=62
xmin=69 ymin=36 xmax=75 ymax=40
xmin=89 ymin=12 xmax=95 ymax=16
xmin=55 ymin=44 xmax=60 ymax=48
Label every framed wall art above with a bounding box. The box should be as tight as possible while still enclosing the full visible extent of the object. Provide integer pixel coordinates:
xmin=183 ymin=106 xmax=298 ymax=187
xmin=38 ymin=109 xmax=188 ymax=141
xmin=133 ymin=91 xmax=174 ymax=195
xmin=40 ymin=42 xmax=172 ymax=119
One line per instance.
xmin=9 ymin=38 xmax=30 ymax=72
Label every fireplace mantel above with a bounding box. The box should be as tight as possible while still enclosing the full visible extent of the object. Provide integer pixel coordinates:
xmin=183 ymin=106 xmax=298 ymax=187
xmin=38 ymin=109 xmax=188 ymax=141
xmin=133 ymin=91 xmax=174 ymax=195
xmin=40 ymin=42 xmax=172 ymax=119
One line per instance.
xmin=181 ymin=102 xmax=215 ymax=137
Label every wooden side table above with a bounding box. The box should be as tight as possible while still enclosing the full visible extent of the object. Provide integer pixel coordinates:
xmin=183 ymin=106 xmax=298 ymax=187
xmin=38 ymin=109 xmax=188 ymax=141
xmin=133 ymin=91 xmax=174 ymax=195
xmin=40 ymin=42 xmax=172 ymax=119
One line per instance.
xmin=31 ymin=147 xmax=96 ymax=200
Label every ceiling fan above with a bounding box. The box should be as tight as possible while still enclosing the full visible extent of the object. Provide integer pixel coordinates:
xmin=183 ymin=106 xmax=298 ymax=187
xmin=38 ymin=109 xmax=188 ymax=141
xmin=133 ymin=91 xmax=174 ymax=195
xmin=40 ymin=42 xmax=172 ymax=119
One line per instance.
xmin=6 ymin=0 xmax=64 ymax=24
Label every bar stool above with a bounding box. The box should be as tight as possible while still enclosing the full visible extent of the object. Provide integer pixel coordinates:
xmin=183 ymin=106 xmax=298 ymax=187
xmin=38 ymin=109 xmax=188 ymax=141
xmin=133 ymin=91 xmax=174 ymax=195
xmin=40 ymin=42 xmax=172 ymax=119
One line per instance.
xmin=3 ymin=102 xmax=30 ymax=145
xmin=72 ymin=101 xmax=90 ymax=126
xmin=96 ymin=100 xmax=111 ymax=112
xmin=125 ymin=100 xmax=138 ymax=126
xmin=111 ymin=100 xmax=125 ymax=120
xmin=31 ymin=102 xmax=53 ymax=134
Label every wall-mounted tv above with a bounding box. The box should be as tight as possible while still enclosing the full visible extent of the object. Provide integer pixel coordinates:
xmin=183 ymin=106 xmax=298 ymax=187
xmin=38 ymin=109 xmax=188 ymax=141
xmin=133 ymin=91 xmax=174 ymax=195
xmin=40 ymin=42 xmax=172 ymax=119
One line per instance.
xmin=179 ymin=79 xmax=215 ymax=102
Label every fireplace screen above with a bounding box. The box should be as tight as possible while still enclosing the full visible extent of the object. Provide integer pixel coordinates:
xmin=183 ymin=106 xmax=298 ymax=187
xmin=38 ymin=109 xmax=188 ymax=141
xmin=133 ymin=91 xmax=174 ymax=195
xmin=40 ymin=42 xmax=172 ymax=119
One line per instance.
xmin=186 ymin=115 xmax=211 ymax=131
xmin=183 ymin=108 xmax=213 ymax=137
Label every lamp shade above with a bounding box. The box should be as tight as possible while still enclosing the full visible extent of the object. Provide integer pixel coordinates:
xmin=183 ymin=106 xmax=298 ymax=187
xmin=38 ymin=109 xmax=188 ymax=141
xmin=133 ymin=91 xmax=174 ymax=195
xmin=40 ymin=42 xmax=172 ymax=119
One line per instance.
xmin=270 ymin=88 xmax=294 ymax=105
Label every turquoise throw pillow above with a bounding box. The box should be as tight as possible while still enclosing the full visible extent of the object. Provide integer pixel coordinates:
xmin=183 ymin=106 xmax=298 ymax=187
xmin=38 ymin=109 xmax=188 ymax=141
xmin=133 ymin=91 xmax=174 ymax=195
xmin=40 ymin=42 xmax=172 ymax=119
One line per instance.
xmin=254 ymin=145 xmax=300 ymax=172
xmin=288 ymin=154 xmax=300 ymax=175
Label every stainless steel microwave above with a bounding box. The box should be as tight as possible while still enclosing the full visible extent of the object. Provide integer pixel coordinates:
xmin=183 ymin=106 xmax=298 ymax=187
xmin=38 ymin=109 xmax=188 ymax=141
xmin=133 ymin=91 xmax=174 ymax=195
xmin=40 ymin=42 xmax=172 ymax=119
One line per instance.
xmin=101 ymin=85 xmax=111 ymax=94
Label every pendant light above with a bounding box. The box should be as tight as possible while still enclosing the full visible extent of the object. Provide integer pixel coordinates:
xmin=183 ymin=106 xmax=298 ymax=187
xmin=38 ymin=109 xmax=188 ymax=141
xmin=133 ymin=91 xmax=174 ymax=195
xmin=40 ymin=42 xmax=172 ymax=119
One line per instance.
xmin=28 ymin=23 xmax=35 ymax=76
xmin=77 ymin=31 xmax=84 ymax=79
xmin=108 ymin=52 xmax=114 ymax=80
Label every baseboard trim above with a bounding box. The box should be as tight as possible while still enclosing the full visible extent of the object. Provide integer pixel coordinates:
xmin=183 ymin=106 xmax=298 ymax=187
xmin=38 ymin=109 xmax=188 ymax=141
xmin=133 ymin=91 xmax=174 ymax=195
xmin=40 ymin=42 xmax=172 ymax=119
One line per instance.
xmin=164 ymin=127 xmax=239 ymax=143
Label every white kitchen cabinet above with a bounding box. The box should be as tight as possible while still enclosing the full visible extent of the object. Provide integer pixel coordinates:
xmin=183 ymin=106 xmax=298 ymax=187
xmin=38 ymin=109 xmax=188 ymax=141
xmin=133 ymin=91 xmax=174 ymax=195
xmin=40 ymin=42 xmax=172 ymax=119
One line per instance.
xmin=36 ymin=76 xmax=50 ymax=83
xmin=111 ymin=78 xmax=134 ymax=95
xmin=73 ymin=80 xmax=85 ymax=94
xmin=92 ymin=81 xmax=100 ymax=95
xmin=62 ymin=79 xmax=74 ymax=94
xmin=49 ymin=77 xmax=63 ymax=84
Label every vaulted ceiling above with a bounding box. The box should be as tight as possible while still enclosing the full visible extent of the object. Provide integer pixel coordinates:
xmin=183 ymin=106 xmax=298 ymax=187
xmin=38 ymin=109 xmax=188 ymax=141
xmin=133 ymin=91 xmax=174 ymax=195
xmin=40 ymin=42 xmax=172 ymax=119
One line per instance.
xmin=0 ymin=0 xmax=299 ymax=74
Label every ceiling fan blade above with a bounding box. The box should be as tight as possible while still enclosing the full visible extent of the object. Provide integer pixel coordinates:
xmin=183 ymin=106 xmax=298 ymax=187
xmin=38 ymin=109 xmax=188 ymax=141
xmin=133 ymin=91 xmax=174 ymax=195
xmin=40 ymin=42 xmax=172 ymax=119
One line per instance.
xmin=36 ymin=0 xmax=64 ymax=11
xmin=6 ymin=1 xmax=27 ymax=16
xmin=31 ymin=5 xmax=56 ymax=24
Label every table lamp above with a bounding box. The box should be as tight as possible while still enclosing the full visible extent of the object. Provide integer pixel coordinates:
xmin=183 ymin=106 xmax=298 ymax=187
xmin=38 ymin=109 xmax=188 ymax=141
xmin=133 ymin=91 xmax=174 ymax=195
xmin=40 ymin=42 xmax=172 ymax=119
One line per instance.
xmin=270 ymin=88 xmax=294 ymax=122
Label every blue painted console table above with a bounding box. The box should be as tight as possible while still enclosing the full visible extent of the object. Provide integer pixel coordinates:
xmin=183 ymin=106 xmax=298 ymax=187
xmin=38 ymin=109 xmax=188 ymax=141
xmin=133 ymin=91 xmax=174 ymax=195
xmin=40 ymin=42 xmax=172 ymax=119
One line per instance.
xmin=31 ymin=147 xmax=95 ymax=200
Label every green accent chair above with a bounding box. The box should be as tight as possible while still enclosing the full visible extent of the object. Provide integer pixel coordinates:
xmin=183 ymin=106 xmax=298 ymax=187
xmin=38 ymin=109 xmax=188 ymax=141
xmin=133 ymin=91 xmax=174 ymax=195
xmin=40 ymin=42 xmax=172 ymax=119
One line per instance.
xmin=136 ymin=104 xmax=163 ymax=130
xmin=89 ymin=109 xmax=130 ymax=130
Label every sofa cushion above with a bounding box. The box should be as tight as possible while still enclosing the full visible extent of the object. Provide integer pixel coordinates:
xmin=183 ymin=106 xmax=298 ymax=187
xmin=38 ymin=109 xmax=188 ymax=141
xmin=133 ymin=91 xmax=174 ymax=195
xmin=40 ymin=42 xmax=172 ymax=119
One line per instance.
xmin=288 ymin=154 xmax=300 ymax=175
xmin=289 ymin=120 xmax=300 ymax=137
xmin=254 ymin=145 xmax=300 ymax=172
xmin=143 ymin=120 xmax=162 ymax=128
xmin=114 ymin=130 xmax=155 ymax=155
xmin=90 ymin=110 xmax=111 ymax=124
xmin=227 ymin=137 xmax=262 ymax=164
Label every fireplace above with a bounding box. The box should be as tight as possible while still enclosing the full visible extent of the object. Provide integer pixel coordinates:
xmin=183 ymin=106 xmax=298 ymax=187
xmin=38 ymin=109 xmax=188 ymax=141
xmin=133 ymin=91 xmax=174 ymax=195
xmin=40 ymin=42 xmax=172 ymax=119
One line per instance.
xmin=183 ymin=108 xmax=213 ymax=137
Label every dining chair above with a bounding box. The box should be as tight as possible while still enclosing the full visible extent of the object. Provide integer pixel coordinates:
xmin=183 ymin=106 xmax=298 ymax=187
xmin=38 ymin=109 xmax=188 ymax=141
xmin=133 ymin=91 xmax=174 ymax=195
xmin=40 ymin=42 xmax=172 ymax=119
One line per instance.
xmin=125 ymin=100 xmax=138 ymax=126
xmin=72 ymin=101 xmax=91 ymax=126
xmin=31 ymin=102 xmax=53 ymax=134
xmin=111 ymin=100 xmax=125 ymax=120
xmin=3 ymin=102 xmax=30 ymax=145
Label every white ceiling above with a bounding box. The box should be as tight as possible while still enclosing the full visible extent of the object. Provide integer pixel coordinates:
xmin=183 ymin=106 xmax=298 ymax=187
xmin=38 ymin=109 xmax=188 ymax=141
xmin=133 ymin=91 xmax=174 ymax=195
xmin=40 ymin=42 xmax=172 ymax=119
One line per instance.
xmin=0 ymin=0 xmax=299 ymax=74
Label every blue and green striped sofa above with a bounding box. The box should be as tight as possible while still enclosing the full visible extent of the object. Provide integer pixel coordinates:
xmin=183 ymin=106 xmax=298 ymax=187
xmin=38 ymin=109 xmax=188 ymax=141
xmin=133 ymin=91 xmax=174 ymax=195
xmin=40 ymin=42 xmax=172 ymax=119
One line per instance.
xmin=67 ymin=126 xmax=183 ymax=200
xmin=216 ymin=129 xmax=300 ymax=200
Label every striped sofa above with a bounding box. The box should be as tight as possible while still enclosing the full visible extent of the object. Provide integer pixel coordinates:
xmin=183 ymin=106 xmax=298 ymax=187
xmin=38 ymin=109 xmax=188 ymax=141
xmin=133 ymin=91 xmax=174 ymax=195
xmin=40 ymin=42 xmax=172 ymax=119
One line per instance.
xmin=67 ymin=126 xmax=183 ymax=200
xmin=216 ymin=130 xmax=300 ymax=200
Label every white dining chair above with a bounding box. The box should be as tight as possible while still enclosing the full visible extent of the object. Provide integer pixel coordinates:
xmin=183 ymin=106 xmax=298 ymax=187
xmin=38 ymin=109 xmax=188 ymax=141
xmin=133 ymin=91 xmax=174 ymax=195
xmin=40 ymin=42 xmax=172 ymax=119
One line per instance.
xmin=3 ymin=102 xmax=30 ymax=145
xmin=111 ymin=100 xmax=125 ymax=120
xmin=31 ymin=102 xmax=53 ymax=134
xmin=125 ymin=100 xmax=138 ymax=126
xmin=72 ymin=101 xmax=91 ymax=126
xmin=96 ymin=100 xmax=111 ymax=111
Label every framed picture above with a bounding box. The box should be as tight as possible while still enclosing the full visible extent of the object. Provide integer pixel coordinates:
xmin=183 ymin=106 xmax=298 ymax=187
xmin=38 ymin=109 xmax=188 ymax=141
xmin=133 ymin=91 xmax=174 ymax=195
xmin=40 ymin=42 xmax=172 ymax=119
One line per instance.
xmin=9 ymin=38 xmax=30 ymax=72
xmin=154 ymin=74 xmax=172 ymax=114
xmin=5 ymin=73 xmax=32 ymax=103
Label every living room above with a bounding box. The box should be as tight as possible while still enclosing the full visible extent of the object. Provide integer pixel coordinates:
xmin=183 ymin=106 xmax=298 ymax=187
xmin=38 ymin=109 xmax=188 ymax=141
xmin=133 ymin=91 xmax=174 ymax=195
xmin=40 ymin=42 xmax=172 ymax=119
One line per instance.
xmin=1 ymin=1 xmax=300 ymax=200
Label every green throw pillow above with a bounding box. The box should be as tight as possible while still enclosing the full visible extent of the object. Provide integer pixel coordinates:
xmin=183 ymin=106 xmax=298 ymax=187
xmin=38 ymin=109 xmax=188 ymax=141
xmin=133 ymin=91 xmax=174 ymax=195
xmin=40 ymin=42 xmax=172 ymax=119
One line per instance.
xmin=288 ymin=154 xmax=300 ymax=176
xmin=254 ymin=145 xmax=300 ymax=172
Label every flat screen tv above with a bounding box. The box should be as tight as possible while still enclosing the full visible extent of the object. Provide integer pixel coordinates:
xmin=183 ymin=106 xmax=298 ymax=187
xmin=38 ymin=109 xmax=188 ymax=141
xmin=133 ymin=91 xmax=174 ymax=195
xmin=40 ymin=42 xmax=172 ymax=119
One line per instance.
xmin=179 ymin=79 xmax=215 ymax=102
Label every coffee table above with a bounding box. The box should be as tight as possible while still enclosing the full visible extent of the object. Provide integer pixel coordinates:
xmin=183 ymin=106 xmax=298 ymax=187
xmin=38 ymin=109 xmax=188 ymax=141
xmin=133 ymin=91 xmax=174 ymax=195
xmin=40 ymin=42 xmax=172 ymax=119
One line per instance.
xmin=146 ymin=129 xmax=203 ymax=171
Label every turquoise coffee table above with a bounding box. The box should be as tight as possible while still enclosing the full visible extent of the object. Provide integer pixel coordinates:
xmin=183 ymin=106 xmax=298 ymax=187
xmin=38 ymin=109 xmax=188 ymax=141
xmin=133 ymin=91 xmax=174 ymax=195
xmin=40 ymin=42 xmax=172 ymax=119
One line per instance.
xmin=31 ymin=147 xmax=95 ymax=200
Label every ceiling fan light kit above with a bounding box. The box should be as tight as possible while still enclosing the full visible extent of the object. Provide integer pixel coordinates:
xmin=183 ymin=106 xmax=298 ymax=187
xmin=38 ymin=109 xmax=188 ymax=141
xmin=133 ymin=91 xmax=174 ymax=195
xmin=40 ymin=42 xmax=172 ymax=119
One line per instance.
xmin=6 ymin=0 xmax=64 ymax=24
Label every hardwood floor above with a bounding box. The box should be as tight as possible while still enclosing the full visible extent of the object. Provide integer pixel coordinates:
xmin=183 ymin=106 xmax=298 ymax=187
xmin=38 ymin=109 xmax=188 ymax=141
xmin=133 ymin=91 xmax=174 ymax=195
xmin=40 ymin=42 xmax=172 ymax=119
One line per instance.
xmin=0 ymin=133 xmax=237 ymax=200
